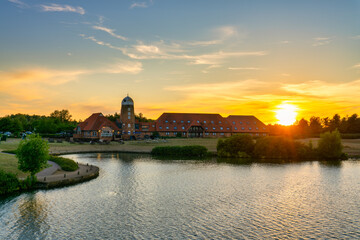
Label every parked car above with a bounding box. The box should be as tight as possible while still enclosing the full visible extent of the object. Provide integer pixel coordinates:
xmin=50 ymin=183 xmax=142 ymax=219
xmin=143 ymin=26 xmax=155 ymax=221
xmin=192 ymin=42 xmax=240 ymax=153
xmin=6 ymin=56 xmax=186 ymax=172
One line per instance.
xmin=25 ymin=131 xmax=33 ymax=135
xmin=4 ymin=132 xmax=12 ymax=137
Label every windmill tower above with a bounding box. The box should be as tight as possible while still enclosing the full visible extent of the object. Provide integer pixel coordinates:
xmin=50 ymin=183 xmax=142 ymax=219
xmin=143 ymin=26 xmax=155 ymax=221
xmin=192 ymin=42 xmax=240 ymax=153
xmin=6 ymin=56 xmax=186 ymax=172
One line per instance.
xmin=120 ymin=95 xmax=136 ymax=139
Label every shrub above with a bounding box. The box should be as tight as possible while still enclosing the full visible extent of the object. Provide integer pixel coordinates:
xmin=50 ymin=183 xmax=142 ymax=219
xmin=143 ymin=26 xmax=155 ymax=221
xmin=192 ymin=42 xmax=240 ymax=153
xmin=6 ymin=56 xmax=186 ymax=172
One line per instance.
xmin=217 ymin=134 xmax=254 ymax=158
xmin=317 ymin=129 xmax=344 ymax=160
xmin=49 ymin=155 xmax=78 ymax=171
xmin=151 ymin=145 xmax=208 ymax=157
xmin=17 ymin=134 xmax=49 ymax=178
xmin=0 ymin=170 xmax=20 ymax=195
xmin=253 ymin=136 xmax=315 ymax=160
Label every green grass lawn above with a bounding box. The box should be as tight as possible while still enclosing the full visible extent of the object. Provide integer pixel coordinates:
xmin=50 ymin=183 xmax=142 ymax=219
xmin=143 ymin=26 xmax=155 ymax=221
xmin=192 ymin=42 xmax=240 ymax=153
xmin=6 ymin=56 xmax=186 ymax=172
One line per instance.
xmin=0 ymin=153 xmax=28 ymax=178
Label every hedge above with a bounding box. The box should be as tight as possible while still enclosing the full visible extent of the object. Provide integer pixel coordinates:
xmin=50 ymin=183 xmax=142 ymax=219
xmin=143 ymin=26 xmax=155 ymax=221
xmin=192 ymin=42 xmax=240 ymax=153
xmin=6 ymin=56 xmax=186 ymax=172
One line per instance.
xmin=151 ymin=145 xmax=208 ymax=157
xmin=49 ymin=155 xmax=78 ymax=171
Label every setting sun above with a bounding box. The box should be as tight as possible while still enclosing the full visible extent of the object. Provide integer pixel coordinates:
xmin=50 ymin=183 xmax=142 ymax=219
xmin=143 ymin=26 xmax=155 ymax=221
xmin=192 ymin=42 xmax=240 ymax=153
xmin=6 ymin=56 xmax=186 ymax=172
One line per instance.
xmin=275 ymin=103 xmax=298 ymax=125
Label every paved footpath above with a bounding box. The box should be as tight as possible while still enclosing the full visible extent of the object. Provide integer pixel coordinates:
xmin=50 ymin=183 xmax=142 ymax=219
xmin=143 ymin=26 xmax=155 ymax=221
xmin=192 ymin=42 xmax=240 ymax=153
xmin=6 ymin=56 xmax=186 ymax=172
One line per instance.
xmin=36 ymin=162 xmax=99 ymax=184
xmin=36 ymin=161 xmax=61 ymax=178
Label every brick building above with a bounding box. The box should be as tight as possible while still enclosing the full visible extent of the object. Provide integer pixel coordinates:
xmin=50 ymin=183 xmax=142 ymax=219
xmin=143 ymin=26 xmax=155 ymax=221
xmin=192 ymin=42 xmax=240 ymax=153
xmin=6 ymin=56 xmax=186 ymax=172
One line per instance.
xmin=74 ymin=95 xmax=268 ymax=141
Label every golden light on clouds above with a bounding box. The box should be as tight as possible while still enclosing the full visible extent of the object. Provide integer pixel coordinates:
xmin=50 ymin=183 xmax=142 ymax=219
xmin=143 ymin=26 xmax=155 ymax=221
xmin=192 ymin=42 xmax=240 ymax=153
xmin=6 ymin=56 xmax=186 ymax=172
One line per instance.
xmin=275 ymin=103 xmax=298 ymax=126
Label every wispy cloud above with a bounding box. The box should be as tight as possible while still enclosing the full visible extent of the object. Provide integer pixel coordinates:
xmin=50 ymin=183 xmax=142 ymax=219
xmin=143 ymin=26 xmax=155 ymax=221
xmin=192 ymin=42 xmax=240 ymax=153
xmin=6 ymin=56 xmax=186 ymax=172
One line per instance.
xmin=312 ymin=37 xmax=332 ymax=46
xmin=351 ymin=63 xmax=360 ymax=69
xmin=130 ymin=2 xmax=148 ymax=9
xmin=8 ymin=0 xmax=28 ymax=8
xmin=40 ymin=4 xmax=85 ymax=15
xmin=79 ymin=34 xmax=125 ymax=51
xmin=103 ymin=60 xmax=143 ymax=74
xmin=92 ymin=26 xmax=128 ymax=41
xmin=228 ymin=67 xmax=262 ymax=70
xmin=280 ymin=40 xmax=290 ymax=44
xmin=350 ymin=35 xmax=360 ymax=40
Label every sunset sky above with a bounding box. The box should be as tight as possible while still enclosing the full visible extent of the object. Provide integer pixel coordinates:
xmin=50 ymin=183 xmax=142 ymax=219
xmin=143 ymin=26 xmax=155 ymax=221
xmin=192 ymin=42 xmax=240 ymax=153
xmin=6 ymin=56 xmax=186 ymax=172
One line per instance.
xmin=1 ymin=0 xmax=359 ymax=123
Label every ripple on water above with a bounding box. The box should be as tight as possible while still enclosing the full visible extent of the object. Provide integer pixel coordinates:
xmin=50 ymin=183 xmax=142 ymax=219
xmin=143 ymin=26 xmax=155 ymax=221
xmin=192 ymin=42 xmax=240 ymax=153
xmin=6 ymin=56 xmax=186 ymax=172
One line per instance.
xmin=0 ymin=154 xmax=360 ymax=239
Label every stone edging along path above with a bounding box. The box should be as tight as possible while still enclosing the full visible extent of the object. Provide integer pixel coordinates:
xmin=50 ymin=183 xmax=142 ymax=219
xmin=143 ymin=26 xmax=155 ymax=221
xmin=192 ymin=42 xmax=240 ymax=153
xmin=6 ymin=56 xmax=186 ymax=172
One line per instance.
xmin=35 ymin=162 xmax=99 ymax=189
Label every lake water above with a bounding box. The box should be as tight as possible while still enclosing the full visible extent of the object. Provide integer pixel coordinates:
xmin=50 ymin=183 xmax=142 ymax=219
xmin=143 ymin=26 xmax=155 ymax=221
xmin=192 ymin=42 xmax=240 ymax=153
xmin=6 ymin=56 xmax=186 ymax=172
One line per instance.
xmin=1 ymin=153 xmax=360 ymax=239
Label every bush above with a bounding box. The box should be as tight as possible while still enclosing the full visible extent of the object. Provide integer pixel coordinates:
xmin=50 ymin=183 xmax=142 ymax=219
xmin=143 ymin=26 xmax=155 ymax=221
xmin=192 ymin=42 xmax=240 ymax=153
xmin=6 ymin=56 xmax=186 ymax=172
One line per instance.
xmin=317 ymin=130 xmax=344 ymax=160
xmin=0 ymin=170 xmax=20 ymax=195
xmin=253 ymin=136 xmax=316 ymax=160
xmin=49 ymin=155 xmax=78 ymax=171
xmin=217 ymin=134 xmax=254 ymax=158
xmin=151 ymin=145 xmax=208 ymax=157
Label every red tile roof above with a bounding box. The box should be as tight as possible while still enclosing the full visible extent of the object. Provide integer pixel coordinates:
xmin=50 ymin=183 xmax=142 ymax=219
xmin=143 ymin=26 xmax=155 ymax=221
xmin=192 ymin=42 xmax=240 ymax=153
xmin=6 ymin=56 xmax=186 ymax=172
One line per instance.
xmin=77 ymin=113 xmax=120 ymax=131
xmin=156 ymin=113 xmax=233 ymax=133
xmin=226 ymin=115 xmax=268 ymax=133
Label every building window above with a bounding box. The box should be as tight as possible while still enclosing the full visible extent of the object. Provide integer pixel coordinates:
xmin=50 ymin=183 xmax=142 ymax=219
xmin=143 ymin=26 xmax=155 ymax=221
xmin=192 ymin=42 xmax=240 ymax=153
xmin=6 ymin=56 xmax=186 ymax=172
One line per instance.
xmin=254 ymin=121 xmax=257 ymax=124
xmin=205 ymin=127 xmax=208 ymax=130
xmin=263 ymin=127 xmax=266 ymax=130
xmin=174 ymin=132 xmax=177 ymax=136
xmin=205 ymin=133 xmax=209 ymax=136
xmin=166 ymin=127 xmax=169 ymax=129
xmin=187 ymin=120 xmax=190 ymax=123
xmin=219 ymin=121 xmax=221 ymax=124
xmin=232 ymin=121 xmax=235 ymax=125
xmin=249 ymin=127 xmax=252 ymax=130
xmin=159 ymin=126 xmax=162 ymax=129
xmin=263 ymin=133 xmax=267 ymax=136
xmin=128 ymin=108 xmax=130 ymax=111
xmin=128 ymin=116 xmax=130 ymax=119
xmin=241 ymin=127 xmax=245 ymax=130
xmin=240 ymin=121 xmax=243 ymax=124
xmin=128 ymin=112 xmax=130 ymax=115
xmin=211 ymin=121 xmax=214 ymax=124
xmin=213 ymin=127 xmax=216 ymax=130
xmin=183 ymin=132 xmax=186 ymax=136
xmin=166 ymin=132 xmax=169 ymax=135
xmin=204 ymin=121 xmax=206 ymax=123
xmin=197 ymin=120 xmax=200 ymax=123
xmin=234 ymin=127 xmax=237 ymax=130
xmin=174 ymin=127 xmax=177 ymax=130
xmin=92 ymin=131 xmax=97 ymax=136
xmin=152 ymin=125 xmax=155 ymax=127
xmin=227 ymin=127 xmax=229 ymax=130
xmin=220 ymin=133 xmax=224 ymax=136
xmin=165 ymin=120 xmax=168 ymax=123
xmin=256 ymin=127 xmax=259 ymax=130
xmin=128 ymin=124 xmax=131 ymax=127
xmin=220 ymin=127 xmax=223 ymax=130
xmin=182 ymin=126 xmax=185 ymax=130
xmin=246 ymin=122 xmax=250 ymax=124
xmin=173 ymin=120 xmax=176 ymax=123
xmin=213 ymin=133 xmax=216 ymax=136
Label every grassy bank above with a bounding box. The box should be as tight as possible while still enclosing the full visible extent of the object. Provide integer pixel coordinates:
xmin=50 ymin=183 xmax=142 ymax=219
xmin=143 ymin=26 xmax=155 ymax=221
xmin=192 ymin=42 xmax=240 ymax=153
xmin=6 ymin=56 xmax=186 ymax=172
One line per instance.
xmin=0 ymin=153 xmax=28 ymax=178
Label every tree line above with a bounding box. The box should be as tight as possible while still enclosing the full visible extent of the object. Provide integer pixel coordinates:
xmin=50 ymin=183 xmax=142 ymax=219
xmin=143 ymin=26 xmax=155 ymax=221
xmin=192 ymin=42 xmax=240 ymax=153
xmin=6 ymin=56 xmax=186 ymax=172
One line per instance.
xmin=0 ymin=110 xmax=77 ymax=136
xmin=268 ymin=113 xmax=360 ymax=138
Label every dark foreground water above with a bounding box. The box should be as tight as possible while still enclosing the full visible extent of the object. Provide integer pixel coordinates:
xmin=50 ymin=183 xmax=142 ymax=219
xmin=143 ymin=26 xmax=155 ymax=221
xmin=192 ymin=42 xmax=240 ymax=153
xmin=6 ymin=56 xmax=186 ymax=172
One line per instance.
xmin=1 ymin=153 xmax=360 ymax=239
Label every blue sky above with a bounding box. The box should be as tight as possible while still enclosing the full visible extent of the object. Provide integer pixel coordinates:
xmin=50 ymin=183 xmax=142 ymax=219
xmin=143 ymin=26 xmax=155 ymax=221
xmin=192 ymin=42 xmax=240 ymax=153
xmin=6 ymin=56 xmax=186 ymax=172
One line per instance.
xmin=1 ymin=0 xmax=359 ymax=123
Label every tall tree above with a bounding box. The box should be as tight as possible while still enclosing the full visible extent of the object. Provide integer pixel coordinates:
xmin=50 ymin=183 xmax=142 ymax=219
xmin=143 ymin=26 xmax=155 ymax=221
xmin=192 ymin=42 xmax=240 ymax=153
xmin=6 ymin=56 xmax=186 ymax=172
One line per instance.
xmin=50 ymin=109 xmax=72 ymax=122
